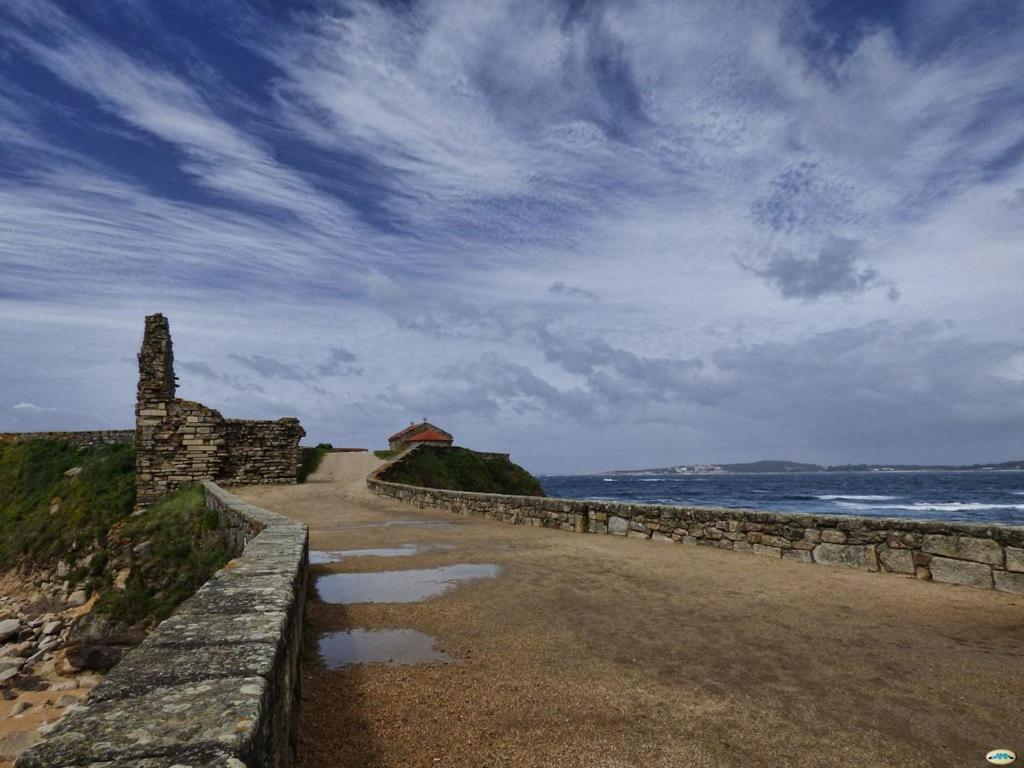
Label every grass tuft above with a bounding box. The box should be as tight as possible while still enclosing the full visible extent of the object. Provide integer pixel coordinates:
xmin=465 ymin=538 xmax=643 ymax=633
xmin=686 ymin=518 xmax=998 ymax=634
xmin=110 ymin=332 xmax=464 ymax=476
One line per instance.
xmin=379 ymin=446 xmax=545 ymax=496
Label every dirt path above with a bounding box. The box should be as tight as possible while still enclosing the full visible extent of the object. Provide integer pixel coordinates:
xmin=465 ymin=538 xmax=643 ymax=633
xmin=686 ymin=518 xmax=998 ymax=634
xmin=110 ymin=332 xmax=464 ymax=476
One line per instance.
xmin=239 ymin=453 xmax=1024 ymax=768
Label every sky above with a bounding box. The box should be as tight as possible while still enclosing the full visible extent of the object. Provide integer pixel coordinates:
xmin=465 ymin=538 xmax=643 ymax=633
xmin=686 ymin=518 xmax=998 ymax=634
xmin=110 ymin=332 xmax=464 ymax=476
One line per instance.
xmin=1 ymin=0 xmax=1022 ymax=474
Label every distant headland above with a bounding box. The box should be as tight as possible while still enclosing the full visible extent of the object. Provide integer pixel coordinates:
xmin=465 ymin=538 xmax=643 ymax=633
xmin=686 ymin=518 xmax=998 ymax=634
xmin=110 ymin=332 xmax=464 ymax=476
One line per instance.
xmin=604 ymin=458 xmax=1024 ymax=475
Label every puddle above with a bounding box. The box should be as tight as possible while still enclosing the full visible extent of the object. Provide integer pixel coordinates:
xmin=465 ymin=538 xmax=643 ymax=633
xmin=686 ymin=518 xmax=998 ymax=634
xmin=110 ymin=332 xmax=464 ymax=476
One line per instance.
xmin=310 ymin=544 xmax=454 ymax=565
xmin=316 ymin=564 xmax=500 ymax=604
xmin=332 ymin=520 xmax=455 ymax=530
xmin=319 ymin=629 xmax=454 ymax=668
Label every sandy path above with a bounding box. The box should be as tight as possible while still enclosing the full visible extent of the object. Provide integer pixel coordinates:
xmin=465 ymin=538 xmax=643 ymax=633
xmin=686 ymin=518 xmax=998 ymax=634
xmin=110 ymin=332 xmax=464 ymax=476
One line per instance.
xmin=239 ymin=453 xmax=1024 ymax=768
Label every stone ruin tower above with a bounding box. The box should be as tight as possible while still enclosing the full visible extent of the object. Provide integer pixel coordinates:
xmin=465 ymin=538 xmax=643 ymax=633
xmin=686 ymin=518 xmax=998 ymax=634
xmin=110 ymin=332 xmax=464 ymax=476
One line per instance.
xmin=135 ymin=314 xmax=305 ymax=509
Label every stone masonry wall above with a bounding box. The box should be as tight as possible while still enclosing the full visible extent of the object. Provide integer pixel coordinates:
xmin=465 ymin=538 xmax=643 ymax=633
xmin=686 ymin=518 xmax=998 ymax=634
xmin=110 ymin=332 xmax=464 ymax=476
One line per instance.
xmin=0 ymin=430 xmax=135 ymax=448
xmin=17 ymin=481 xmax=309 ymax=768
xmin=222 ymin=419 xmax=306 ymax=485
xmin=135 ymin=314 xmax=305 ymax=508
xmin=369 ymin=447 xmax=1024 ymax=595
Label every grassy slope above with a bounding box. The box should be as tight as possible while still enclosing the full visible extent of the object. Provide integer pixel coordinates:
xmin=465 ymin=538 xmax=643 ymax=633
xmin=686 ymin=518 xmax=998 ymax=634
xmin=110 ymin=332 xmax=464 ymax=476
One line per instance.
xmin=380 ymin=446 xmax=545 ymax=497
xmin=298 ymin=443 xmax=334 ymax=482
xmin=0 ymin=440 xmax=230 ymax=625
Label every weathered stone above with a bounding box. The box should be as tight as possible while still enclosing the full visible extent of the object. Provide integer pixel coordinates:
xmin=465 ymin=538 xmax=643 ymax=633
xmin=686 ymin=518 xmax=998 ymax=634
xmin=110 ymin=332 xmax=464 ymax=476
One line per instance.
xmin=752 ymin=544 xmax=781 ymax=558
xmin=929 ymin=557 xmax=992 ymax=589
xmin=812 ymin=543 xmax=878 ymax=571
xmin=14 ymin=677 xmax=268 ymax=767
xmin=607 ymin=516 xmax=629 ymax=535
xmin=878 ymin=547 xmax=915 ymax=574
xmin=994 ymin=570 xmax=1024 ymax=595
xmin=1006 ymin=547 xmax=1024 ymax=573
xmin=921 ymin=535 xmax=1002 ymax=566
xmin=0 ymin=619 xmax=21 ymax=643
xmin=820 ymin=529 xmax=846 ymax=544
xmin=733 ymin=541 xmax=753 ymax=553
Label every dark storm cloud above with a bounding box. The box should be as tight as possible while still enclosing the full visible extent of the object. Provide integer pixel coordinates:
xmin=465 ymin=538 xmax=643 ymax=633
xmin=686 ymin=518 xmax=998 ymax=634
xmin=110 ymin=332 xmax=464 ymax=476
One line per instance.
xmin=745 ymin=236 xmax=895 ymax=301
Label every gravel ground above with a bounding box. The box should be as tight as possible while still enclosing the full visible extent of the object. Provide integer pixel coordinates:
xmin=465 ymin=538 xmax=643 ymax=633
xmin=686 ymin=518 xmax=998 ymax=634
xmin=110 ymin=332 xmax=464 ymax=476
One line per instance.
xmin=239 ymin=452 xmax=1024 ymax=768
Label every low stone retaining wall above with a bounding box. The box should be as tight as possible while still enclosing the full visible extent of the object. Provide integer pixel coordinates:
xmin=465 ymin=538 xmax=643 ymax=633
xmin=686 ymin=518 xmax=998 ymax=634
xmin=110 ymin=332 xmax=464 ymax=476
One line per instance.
xmin=368 ymin=455 xmax=1024 ymax=595
xmin=17 ymin=482 xmax=308 ymax=768
xmin=0 ymin=430 xmax=135 ymax=448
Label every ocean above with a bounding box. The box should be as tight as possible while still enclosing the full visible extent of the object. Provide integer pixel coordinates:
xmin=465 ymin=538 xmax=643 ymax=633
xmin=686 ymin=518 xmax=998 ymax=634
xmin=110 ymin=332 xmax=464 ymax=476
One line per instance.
xmin=538 ymin=470 xmax=1024 ymax=526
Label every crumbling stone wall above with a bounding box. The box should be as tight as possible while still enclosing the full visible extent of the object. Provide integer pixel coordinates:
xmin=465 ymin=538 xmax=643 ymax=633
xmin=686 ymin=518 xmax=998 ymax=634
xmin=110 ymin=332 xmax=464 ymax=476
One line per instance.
xmin=369 ymin=447 xmax=1024 ymax=595
xmin=135 ymin=314 xmax=305 ymax=508
xmin=16 ymin=482 xmax=309 ymax=768
xmin=0 ymin=430 xmax=134 ymax=448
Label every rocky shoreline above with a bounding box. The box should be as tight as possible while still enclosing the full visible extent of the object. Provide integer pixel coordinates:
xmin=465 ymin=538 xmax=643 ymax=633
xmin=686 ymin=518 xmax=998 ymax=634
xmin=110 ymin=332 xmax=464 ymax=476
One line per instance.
xmin=0 ymin=569 xmax=145 ymax=766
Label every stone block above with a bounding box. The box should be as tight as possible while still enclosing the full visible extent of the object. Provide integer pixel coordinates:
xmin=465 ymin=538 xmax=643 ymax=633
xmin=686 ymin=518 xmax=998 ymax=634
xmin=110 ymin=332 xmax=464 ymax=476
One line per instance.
xmin=820 ymin=529 xmax=846 ymax=544
xmin=921 ymin=534 xmax=1002 ymax=566
xmin=1006 ymin=547 xmax=1024 ymax=573
xmin=733 ymin=541 xmax=753 ymax=553
xmin=752 ymin=544 xmax=781 ymax=558
xmin=878 ymin=547 xmax=915 ymax=574
xmin=14 ymin=677 xmax=268 ymax=767
xmin=994 ymin=570 xmax=1024 ymax=595
xmin=812 ymin=543 xmax=878 ymax=571
xmin=929 ymin=557 xmax=992 ymax=589
xmin=607 ymin=516 xmax=629 ymax=535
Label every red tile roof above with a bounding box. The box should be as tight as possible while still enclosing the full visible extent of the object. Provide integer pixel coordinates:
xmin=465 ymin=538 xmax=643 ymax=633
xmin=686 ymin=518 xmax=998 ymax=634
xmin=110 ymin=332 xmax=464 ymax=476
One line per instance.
xmin=389 ymin=422 xmax=452 ymax=441
xmin=405 ymin=428 xmax=454 ymax=444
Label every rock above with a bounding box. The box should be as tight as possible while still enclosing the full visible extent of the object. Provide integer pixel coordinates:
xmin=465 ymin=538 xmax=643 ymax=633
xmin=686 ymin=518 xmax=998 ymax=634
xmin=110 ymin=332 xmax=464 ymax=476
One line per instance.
xmin=41 ymin=620 xmax=61 ymax=636
xmin=1006 ymin=547 xmax=1024 ymax=573
xmin=607 ymin=516 xmax=629 ymax=535
xmin=132 ymin=539 xmax=154 ymax=558
xmin=0 ymin=728 xmax=40 ymax=761
xmin=65 ymin=590 xmax=88 ymax=608
xmin=929 ymin=557 xmax=992 ymax=589
xmin=0 ymin=618 xmax=22 ymax=643
xmin=878 ymin=547 xmax=915 ymax=574
xmin=48 ymin=681 xmax=76 ymax=692
xmin=64 ymin=614 xmax=146 ymax=673
xmin=64 ymin=466 xmax=82 ymax=478
xmin=994 ymin=570 xmax=1024 ymax=595
xmin=0 ymin=656 xmax=25 ymax=672
xmin=820 ymin=529 xmax=847 ymax=544
xmin=11 ymin=700 xmax=31 ymax=716
xmin=812 ymin=543 xmax=878 ymax=571
xmin=38 ymin=638 xmax=60 ymax=653
xmin=752 ymin=544 xmax=781 ymax=558
xmin=56 ymin=694 xmax=80 ymax=707
xmin=55 ymin=561 xmax=71 ymax=579
xmin=0 ymin=666 xmax=20 ymax=684
xmin=921 ymin=535 xmax=1003 ymax=566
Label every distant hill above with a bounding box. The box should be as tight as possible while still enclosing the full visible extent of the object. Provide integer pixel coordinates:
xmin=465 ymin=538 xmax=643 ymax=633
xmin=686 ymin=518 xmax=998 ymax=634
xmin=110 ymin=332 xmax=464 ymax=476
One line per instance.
xmin=605 ymin=458 xmax=1024 ymax=475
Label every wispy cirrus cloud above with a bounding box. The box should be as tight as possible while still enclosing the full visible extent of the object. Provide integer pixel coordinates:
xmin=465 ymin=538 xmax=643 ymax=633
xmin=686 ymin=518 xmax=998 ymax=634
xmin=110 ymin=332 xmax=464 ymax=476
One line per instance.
xmin=0 ymin=0 xmax=1022 ymax=471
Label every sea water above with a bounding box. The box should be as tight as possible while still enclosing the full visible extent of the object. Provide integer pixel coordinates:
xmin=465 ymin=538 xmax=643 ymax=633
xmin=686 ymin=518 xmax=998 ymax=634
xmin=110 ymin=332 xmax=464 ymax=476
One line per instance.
xmin=539 ymin=471 xmax=1024 ymax=525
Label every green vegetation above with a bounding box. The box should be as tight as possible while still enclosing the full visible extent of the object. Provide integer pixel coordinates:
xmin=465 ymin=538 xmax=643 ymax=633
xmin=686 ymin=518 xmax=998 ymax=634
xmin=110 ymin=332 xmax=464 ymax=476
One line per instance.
xmin=298 ymin=443 xmax=333 ymax=482
xmin=0 ymin=440 xmax=135 ymax=568
xmin=373 ymin=449 xmax=398 ymax=460
xmin=96 ymin=484 xmax=231 ymax=624
xmin=0 ymin=439 xmax=231 ymax=626
xmin=379 ymin=446 xmax=545 ymax=497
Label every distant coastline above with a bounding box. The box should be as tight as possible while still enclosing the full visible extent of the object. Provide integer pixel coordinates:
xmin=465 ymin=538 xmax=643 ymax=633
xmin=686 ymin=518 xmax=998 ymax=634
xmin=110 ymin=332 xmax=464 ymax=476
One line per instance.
xmin=597 ymin=458 xmax=1024 ymax=477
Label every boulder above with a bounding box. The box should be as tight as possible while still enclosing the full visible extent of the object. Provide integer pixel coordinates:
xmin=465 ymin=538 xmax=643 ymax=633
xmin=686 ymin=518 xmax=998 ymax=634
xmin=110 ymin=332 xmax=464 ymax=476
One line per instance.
xmin=0 ymin=619 xmax=22 ymax=643
xmin=64 ymin=614 xmax=146 ymax=672
xmin=607 ymin=516 xmax=629 ymax=535
xmin=994 ymin=571 xmax=1024 ymax=595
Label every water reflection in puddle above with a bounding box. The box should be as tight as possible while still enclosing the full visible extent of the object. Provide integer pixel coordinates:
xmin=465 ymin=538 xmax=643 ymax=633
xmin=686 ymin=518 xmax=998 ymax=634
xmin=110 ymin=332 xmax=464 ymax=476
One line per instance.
xmin=310 ymin=543 xmax=454 ymax=565
xmin=317 ymin=564 xmax=500 ymax=604
xmin=319 ymin=629 xmax=453 ymax=668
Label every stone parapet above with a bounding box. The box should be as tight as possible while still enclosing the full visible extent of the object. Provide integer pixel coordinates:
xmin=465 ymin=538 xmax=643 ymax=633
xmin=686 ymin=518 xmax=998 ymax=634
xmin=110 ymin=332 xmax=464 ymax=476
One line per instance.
xmin=16 ymin=482 xmax=308 ymax=768
xmin=0 ymin=430 xmax=135 ymax=448
xmin=368 ymin=448 xmax=1024 ymax=595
